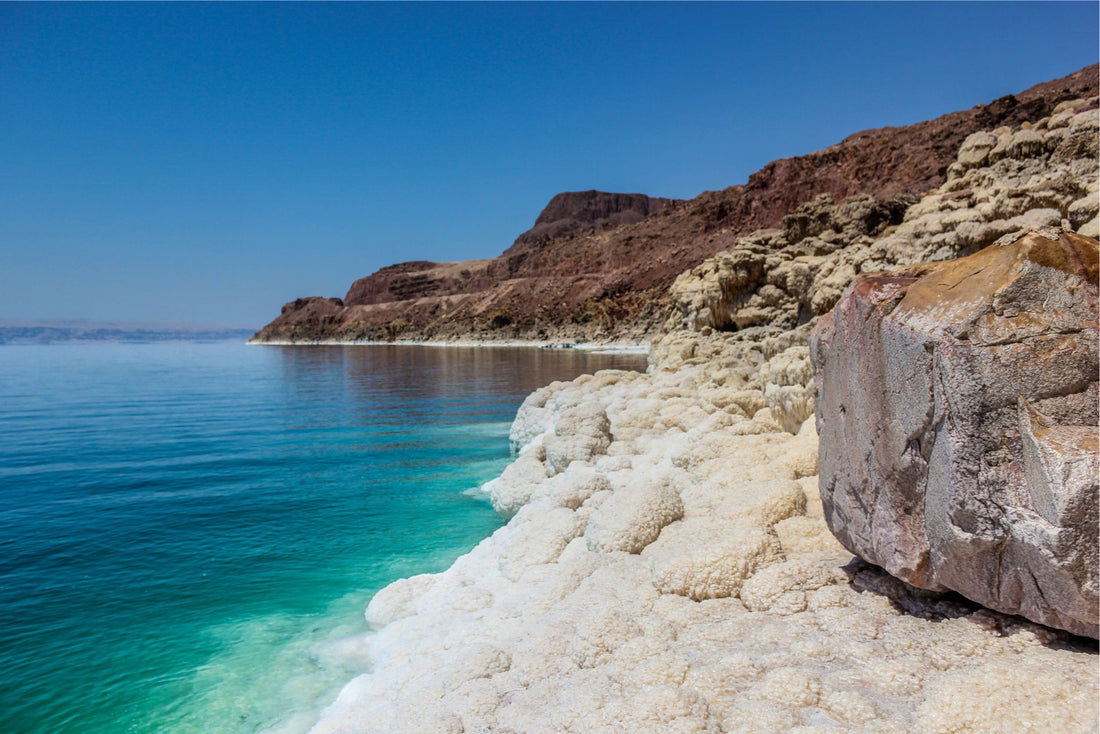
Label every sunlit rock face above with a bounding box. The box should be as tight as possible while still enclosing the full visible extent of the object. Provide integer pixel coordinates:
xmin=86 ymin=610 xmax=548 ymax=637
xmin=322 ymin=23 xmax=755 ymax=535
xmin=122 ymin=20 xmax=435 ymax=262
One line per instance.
xmin=665 ymin=99 xmax=1100 ymax=345
xmin=812 ymin=230 xmax=1099 ymax=638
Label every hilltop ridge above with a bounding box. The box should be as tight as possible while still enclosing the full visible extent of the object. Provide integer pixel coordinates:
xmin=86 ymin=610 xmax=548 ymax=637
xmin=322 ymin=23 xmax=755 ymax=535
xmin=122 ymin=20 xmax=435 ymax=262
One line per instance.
xmin=252 ymin=65 xmax=1098 ymax=345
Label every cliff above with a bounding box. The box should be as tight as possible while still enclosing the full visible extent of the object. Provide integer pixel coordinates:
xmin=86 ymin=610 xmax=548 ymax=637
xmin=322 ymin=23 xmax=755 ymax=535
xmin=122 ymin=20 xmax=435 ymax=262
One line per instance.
xmin=251 ymin=65 xmax=1098 ymax=345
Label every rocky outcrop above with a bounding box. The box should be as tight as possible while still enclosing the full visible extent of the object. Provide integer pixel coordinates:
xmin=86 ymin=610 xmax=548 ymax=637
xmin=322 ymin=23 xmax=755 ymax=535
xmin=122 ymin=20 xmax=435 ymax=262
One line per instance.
xmin=252 ymin=66 xmax=1098 ymax=345
xmin=810 ymin=230 xmax=1099 ymax=638
xmin=254 ymin=296 xmax=347 ymax=342
xmin=344 ymin=261 xmax=490 ymax=307
xmin=655 ymin=94 xmax=1097 ymax=427
xmin=506 ymin=191 xmax=673 ymax=255
xmin=664 ymin=97 xmax=1098 ymax=343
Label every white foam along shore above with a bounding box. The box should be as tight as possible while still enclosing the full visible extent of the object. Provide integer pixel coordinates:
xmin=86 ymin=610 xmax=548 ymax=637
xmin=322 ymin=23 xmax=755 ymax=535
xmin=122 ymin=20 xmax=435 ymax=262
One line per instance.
xmin=247 ymin=338 xmax=651 ymax=354
xmin=301 ymin=338 xmax=1096 ymax=734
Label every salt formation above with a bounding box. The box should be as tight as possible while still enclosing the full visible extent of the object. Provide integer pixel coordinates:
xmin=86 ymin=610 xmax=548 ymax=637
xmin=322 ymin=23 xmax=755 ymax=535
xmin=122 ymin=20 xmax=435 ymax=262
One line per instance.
xmin=313 ymin=356 xmax=1095 ymax=734
xmin=309 ymin=101 xmax=1099 ymax=733
xmin=662 ymin=97 xmax=1099 ymax=351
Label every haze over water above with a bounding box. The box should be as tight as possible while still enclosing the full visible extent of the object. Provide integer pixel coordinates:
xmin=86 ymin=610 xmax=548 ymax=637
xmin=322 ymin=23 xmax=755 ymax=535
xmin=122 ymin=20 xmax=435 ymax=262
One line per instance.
xmin=0 ymin=342 xmax=646 ymax=733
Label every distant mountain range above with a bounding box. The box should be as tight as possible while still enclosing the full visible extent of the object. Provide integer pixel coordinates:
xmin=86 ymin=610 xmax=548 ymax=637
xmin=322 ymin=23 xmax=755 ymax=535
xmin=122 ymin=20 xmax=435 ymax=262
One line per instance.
xmin=0 ymin=320 xmax=257 ymax=344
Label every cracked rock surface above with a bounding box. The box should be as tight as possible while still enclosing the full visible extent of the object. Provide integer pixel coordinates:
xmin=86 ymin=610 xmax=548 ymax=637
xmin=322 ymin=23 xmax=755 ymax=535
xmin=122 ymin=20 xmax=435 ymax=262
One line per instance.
xmin=811 ymin=230 xmax=1099 ymax=637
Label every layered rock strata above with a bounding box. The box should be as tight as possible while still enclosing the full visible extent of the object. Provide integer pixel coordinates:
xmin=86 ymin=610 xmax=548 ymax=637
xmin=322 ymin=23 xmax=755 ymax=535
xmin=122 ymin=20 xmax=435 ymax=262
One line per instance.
xmin=810 ymin=230 xmax=1099 ymax=638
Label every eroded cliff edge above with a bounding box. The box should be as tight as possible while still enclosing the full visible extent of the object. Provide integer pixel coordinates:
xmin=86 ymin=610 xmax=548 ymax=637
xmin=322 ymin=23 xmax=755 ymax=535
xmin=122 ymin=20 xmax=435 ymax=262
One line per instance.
xmin=252 ymin=66 xmax=1097 ymax=345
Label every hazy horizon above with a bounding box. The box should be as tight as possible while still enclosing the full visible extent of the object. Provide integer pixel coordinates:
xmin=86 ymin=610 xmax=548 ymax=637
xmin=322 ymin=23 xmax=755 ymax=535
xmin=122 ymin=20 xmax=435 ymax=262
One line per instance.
xmin=0 ymin=317 xmax=261 ymax=330
xmin=2 ymin=2 xmax=1097 ymax=325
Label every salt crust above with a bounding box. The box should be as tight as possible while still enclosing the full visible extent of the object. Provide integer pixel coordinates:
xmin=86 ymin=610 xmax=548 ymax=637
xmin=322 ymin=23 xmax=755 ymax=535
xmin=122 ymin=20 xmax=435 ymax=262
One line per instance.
xmin=309 ymin=106 xmax=1100 ymax=732
xmin=311 ymin=348 xmax=1096 ymax=733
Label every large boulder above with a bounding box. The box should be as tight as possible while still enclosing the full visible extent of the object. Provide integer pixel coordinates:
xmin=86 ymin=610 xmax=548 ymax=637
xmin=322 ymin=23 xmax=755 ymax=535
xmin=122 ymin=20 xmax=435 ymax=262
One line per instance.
xmin=811 ymin=229 xmax=1099 ymax=638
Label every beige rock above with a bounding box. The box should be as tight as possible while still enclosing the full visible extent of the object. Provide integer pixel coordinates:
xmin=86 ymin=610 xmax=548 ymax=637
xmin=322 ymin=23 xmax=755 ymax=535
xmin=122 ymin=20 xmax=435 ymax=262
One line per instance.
xmin=956 ymin=130 xmax=997 ymax=168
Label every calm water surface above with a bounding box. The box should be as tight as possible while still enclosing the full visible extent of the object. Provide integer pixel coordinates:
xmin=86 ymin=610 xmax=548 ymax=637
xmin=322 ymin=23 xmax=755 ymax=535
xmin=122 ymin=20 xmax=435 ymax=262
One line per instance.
xmin=0 ymin=342 xmax=646 ymax=733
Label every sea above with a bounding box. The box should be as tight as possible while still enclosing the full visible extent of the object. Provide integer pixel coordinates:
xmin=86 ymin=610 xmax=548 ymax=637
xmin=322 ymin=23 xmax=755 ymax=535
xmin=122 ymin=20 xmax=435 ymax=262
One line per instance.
xmin=0 ymin=341 xmax=647 ymax=734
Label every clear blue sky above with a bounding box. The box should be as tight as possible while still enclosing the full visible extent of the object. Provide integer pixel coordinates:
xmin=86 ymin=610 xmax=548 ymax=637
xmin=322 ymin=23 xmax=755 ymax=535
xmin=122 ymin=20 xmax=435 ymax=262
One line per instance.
xmin=2 ymin=2 xmax=1096 ymax=326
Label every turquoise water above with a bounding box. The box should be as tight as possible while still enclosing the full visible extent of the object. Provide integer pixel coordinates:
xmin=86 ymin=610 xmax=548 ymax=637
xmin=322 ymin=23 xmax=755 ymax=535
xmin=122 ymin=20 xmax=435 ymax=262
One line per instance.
xmin=0 ymin=342 xmax=646 ymax=734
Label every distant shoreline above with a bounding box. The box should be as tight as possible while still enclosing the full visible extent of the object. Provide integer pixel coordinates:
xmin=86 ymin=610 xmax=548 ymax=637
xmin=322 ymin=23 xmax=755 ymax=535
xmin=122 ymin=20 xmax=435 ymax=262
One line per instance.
xmin=247 ymin=338 xmax=652 ymax=355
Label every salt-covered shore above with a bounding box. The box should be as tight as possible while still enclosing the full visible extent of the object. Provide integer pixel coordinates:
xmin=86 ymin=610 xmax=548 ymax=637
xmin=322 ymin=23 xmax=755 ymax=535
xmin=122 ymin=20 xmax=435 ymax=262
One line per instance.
xmin=302 ymin=102 xmax=1099 ymax=732
xmin=308 ymin=342 xmax=1095 ymax=733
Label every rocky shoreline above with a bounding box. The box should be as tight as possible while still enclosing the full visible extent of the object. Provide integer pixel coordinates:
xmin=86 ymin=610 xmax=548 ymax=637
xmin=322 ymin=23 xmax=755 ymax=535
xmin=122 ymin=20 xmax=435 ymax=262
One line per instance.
xmin=301 ymin=93 xmax=1099 ymax=732
xmin=310 ymin=323 xmax=1096 ymax=734
xmin=248 ymin=338 xmax=650 ymax=353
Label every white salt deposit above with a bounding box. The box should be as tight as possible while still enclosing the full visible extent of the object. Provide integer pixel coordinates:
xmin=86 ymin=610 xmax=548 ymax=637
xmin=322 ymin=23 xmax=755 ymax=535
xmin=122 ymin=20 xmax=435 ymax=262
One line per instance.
xmin=309 ymin=344 xmax=1098 ymax=733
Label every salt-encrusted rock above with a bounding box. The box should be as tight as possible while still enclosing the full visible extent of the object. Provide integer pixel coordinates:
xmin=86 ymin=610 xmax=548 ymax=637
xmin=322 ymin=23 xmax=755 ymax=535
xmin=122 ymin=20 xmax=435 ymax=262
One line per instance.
xmin=644 ymin=517 xmax=783 ymax=600
xmin=488 ymin=449 xmax=548 ymax=517
xmin=811 ymin=230 xmax=1099 ymax=637
xmin=365 ymin=573 xmax=438 ymax=628
xmin=509 ymin=382 xmax=564 ymax=451
xmin=498 ymin=507 xmax=584 ymax=581
xmin=761 ymin=346 xmax=815 ymax=434
xmin=543 ymin=402 xmax=612 ymax=475
xmin=584 ymin=473 xmax=684 ymax=554
xmin=957 ymin=131 xmax=998 ymax=169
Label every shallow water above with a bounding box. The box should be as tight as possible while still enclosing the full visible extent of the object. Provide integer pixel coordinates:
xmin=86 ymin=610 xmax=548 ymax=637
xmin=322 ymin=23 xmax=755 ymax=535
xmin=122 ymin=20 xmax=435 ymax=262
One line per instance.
xmin=0 ymin=342 xmax=646 ymax=734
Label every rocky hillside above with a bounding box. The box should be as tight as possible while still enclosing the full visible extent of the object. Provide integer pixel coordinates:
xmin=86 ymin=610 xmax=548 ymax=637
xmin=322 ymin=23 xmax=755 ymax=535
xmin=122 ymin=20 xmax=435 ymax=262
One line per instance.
xmin=251 ymin=65 xmax=1098 ymax=344
xmin=655 ymin=94 xmax=1099 ymax=361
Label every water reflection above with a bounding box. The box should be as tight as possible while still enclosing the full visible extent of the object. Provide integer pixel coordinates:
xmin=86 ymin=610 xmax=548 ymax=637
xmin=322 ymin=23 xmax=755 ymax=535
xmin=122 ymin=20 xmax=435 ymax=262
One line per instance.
xmin=272 ymin=345 xmax=648 ymax=426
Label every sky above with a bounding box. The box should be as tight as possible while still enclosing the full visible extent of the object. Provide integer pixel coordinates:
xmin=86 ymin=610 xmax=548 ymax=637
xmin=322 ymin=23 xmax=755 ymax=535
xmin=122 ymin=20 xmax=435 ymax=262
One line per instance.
xmin=1 ymin=2 xmax=1097 ymax=327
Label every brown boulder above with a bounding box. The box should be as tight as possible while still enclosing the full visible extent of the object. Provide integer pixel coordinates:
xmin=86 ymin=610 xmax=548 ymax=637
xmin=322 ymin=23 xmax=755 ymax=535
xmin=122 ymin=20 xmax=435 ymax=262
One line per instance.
xmin=811 ymin=230 xmax=1099 ymax=637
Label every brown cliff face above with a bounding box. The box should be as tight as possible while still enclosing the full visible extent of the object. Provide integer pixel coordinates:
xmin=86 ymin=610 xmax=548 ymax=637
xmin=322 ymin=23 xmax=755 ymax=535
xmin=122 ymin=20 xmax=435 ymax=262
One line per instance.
xmin=251 ymin=65 xmax=1099 ymax=344
xmin=343 ymin=260 xmax=497 ymax=307
xmin=505 ymin=191 xmax=673 ymax=256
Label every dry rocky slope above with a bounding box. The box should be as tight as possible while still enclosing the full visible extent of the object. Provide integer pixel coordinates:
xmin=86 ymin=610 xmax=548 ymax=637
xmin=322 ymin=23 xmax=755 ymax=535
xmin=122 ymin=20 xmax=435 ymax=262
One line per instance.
xmin=305 ymin=87 xmax=1099 ymax=733
xmin=253 ymin=66 xmax=1097 ymax=345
